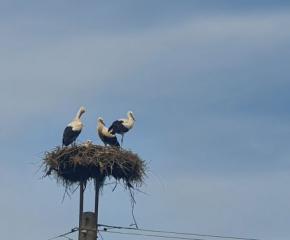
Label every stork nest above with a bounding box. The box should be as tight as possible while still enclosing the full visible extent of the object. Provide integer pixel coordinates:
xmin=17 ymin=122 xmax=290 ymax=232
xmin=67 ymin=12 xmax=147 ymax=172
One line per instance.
xmin=43 ymin=144 xmax=147 ymax=189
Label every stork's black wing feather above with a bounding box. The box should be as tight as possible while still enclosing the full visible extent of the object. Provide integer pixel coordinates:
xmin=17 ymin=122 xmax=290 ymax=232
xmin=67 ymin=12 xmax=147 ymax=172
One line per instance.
xmin=62 ymin=126 xmax=81 ymax=146
xmin=103 ymin=135 xmax=120 ymax=147
xmin=108 ymin=120 xmax=123 ymax=134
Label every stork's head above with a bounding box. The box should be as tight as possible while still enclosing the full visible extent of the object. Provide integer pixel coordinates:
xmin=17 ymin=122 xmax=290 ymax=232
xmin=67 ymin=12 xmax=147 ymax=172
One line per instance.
xmin=76 ymin=107 xmax=86 ymax=119
xmin=128 ymin=111 xmax=135 ymax=121
xmin=98 ymin=117 xmax=105 ymax=126
xmin=78 ymin=107 xmax=86 ymax=116
xmin=84 ymin=140 xmax=92 ymax=147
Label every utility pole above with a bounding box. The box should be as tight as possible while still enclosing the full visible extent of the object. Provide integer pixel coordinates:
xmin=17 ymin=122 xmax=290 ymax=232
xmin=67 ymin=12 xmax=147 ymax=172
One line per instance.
xmin=79 ymin=178 xmax=101 ymax=240
xmin=80 ymin=212 xmax=96 ymax=240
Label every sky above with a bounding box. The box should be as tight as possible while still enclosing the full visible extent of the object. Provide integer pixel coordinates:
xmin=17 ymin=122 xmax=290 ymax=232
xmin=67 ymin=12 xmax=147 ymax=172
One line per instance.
xmin=1 ymin=1 xmax=290 ymax=240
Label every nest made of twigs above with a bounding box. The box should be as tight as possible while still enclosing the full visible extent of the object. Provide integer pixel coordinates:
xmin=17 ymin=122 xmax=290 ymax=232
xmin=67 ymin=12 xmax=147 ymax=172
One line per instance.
xmin=43 ymin=144 xmax=147 ymax=189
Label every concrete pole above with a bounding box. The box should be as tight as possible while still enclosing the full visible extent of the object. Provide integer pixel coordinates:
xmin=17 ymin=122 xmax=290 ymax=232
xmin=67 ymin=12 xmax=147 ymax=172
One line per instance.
xmin=78 ymin=178 xmax=100 ymax=240
xmin=80 ymin=212 xmax=97 ymax=240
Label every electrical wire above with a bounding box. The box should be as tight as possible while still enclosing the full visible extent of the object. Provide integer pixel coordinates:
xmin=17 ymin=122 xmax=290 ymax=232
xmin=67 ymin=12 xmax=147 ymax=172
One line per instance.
xmin=99 ymin=229 xmax=207 ymax=240
xmin=46 ymin=224 xmax=265 ymax=240
xmin=98 ymin=230 xmax=105 ymax=240
xmin=98 ymin=224 xmax=262 ymax=240
xmin=47 ymin=227 xmax=78 ymax=240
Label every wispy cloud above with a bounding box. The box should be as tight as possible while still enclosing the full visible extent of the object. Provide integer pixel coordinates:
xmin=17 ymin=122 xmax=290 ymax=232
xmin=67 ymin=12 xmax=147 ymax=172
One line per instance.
xmin=1 ymin=4 xmax=290 ymax=240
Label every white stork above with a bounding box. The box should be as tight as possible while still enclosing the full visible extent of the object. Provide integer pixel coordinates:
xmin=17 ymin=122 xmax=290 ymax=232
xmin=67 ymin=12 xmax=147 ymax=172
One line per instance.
xmin=62 ymin=107 xmax=85 ymax=147
xmin=108 ymin=111 xmax=135 ymax=146
xmin=97 ymin=117 xmax=120 ymax=147
xmin=83 ymin=140 xmax=92 ymax=147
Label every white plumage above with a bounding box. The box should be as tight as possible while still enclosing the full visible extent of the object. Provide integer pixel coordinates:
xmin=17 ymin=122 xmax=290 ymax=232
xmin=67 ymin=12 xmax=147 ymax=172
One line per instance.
xmin=83 ymin=140 xmax=92 ymax=147
xmin=97 ymin=117 xmax=120 ymax=147
xmin=62 ymin=107 xmax=85 ymax=147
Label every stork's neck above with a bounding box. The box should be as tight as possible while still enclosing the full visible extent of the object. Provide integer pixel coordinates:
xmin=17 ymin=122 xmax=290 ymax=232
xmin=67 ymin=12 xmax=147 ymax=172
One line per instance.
xmin=75 ymin=110 xmax=84 ymax=120
xmin=128 ymin=115 xmax=135 ymax=124
xmin=125 ymin=117 xmax=135 ymax=129
xmin=97 ymin=122 xmax=105 ymax=132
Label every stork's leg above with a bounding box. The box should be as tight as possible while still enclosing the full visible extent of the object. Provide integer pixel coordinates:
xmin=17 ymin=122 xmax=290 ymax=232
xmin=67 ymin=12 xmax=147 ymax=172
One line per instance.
xmin=121 ymin=135 xmax=124 ymax=146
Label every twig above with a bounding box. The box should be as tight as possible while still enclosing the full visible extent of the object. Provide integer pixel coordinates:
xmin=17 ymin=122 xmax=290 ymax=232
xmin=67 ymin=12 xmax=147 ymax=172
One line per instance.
xmin=149 ymin=169 xmax=165 ymax=189
xmin=129 ymin=188 xmax=138 ymax=229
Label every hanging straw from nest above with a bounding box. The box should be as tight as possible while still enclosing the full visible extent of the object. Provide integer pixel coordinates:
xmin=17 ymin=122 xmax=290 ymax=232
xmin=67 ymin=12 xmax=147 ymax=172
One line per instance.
xmin=43 ymin=144 xmax=147 ymax=189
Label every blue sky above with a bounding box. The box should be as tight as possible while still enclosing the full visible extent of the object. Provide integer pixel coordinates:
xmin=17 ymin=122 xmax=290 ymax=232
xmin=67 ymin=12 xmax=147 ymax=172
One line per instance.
xmin=1 ymin=1 xmax=290 ymax=240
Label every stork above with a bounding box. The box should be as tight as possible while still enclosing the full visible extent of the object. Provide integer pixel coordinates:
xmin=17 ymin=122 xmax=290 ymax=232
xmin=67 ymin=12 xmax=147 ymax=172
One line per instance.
xmin=62 ymin=107 xmax=85 ymax=147
xmin=108 ymin=111 xmax=135 ymax=146
xmin=97 ymin=117 xmax=120 ymax=147
xmin=83 ymin=140 xmax=92 ymax=147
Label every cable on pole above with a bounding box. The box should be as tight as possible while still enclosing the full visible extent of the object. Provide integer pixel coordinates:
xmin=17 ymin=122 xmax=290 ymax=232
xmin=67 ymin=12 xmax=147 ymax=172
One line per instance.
xmin=98 ymin=224 xmax=263 ymax=240
xmin=46 ymin=224 xmax=266 ymax=240
xmin=47 ymin=227 xmax=78 ymax=240
xmin=99 ymin=229 xmax=210 ymax=240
